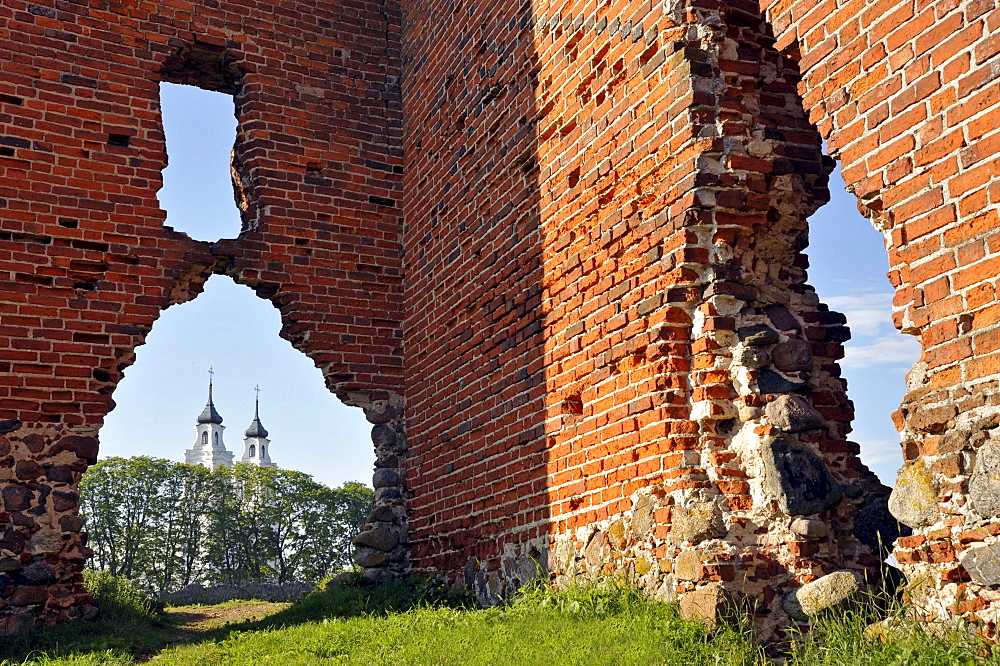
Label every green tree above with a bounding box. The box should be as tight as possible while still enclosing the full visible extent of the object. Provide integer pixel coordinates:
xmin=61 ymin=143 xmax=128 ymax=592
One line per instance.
xmin=81 ymin=457 xmax=373 ymax=590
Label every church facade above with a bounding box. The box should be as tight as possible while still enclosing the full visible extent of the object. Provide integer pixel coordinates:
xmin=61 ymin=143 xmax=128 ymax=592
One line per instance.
xmin=184 ymin=379 xmax=276 ymax=470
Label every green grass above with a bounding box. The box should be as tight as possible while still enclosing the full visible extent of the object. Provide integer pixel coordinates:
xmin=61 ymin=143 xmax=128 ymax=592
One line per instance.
xmin=0 ymin=571 xmax=172 ymax=666
xmin=152 ymin=580 xmax=762 ymax=666
xmin=4 ymin=574 xmax=1000 ymax=665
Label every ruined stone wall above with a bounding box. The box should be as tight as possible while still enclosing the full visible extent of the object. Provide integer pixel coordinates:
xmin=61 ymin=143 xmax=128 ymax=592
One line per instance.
xmin=0 ymin=0 xmax=406 ymax=631
xmin=758 ymin=0 xmax=1000 ymax=630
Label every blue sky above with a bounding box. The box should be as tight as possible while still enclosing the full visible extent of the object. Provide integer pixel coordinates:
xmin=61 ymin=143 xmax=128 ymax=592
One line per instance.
xmin=97 ymin=83 xmax=919 ymax=489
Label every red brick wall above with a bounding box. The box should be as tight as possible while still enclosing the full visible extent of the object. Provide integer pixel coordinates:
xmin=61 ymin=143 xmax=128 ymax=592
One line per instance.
xmin=0 ymin=0 xmax=404 ymax=629
xmin=399 ymin=0 xmax=550 ymax=585
xmin=761 ymin=0 xmax=1000 ymax=626
xmin=401 ymin=0 xmax=891 ymax=636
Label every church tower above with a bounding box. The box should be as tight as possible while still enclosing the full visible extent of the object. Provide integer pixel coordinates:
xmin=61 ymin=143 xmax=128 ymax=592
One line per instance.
xmin=241 ymin=386 xmax=276 ymax=467
xmin=184 ymin=370 xmax=235 ymax=470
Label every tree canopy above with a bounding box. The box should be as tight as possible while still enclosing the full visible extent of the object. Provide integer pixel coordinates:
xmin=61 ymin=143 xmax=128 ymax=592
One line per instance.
xmin=80 ymin=457 xmax=373 ymax=592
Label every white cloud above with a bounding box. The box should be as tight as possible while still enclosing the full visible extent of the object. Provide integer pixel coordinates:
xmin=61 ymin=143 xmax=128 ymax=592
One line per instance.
xmin=840 ymin=334 xmax=921 ymax=369
xmin=857 ymin=437 xmax=905 ymax=486
xmin=823 ymin=292 xmax=895 ymax=337
xmin=857 ymin=437 xmax=903 ymax=467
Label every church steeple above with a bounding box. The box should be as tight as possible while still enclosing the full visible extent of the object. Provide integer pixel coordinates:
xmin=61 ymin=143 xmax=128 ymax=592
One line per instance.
xmin=185 ymin=368 xmax=234 ymax=470
xmin=241 ymin=385 xmax=276 ymax=468
xmin=197 ymin=368 xmax=224 ymax=425
xmin=244 ymin=388 xmax=268 ymax=438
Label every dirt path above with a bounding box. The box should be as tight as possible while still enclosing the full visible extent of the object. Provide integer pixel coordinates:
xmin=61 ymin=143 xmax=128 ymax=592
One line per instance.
xmin=135 ymin=601 xmax=291 ymax=661
xmin=166 ymin=601 xmax=290 ymax=635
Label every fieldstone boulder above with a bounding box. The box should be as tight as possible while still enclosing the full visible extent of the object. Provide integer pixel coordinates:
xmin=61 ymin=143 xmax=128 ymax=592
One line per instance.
xmin=0 ymin=527 xmax=25 ymax=552
xmin=969 ymin=438 xmax=1000 ymax=519
xmin=738 ymin=324 xmax=779 ymax=346
xmin=765 ymin=395 xmax=827 ymax=432
xmin=59 ymin=515 xmax=86 ymax=532
xmin=0 ymin=419 xmax=22 ymax=434
xmin=14 ymin=460 xmax=43 ymax=481
xmin=585 ymin=530 xmax=608 ymax=567
xmin=22 ymin=561 xmax=56 ymax=583
xmin=790 ymin=517 xmax=828 ymax=540
xmin=761 ymin=435 xmax=843 ymax=516
xmin=854 ymin=496 xmax=910 ymax=559
xmin=372 ymin=468 xmax=402 ymax=489
xmin=733 ymin=346 xmax=770 ymax=369
xmin=671 ymin=502 xmax=726 ymax=544
xmin=354 ymin=549 xmax=389 ymax=568
xmin=783 ymin=570 xmax=863 ymax=623
xmin=47 ymin=465 xmax=73 ymax=483
xmin=757 ymin=370 xmax=806 ymax=395
xmin=2 ymin=486 xmax=33 ymax=511
xmin=10 ymin=586 xmax=48 ymax=606
xmin=0 ymin=557 xmax=22 ymax=572
xmin=27 ymin=529 xmax=63 ymax=555
xmin=765 ymin=304 xmax=800 ymax=331
xmin=353 ymin=525 xmax=400 ymax=552
xmin=959 ymin=544 xmax=1000 ymax=586
xmin=631 ymin=494 xmax=655 ymax=537
xmin=888 ymin=461 xmax=940 ymax=529
xmin=679 ymin=582 xmax=726 ymax=628
xmin=674 ymin=549 xmax=702 ymax=581
xmin=771 ymin=339 xmax=813 ymax=372
xmin=367 ymin=505 xmax=396 ymax=523
xmin=49 ymin=435 xmax=99 ymax=463
xmin=371 ymin=424 xmax=396 ymax=447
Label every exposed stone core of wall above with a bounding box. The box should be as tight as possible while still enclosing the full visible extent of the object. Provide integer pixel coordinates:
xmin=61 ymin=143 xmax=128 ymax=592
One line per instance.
xmin=0 ymin=0 xmax=404 ymax=633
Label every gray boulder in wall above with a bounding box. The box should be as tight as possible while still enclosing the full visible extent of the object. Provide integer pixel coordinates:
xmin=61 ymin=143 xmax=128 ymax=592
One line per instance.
xmin=765 ymin=395 xmax=827 ymax=432
xmin=887 ymin=461 xmax=940 ymax=529
xmin=761 ymin=434 xmax=843 ymax=516
xmin=783 ymin=570 xmax=863 ymax=623
xmin=960 ymin=544 xmax=1000 ymax=586
xmin=970 ymin=437 xmax=1000 ymax=519
xmin=771 ymin=339 xmax=813 ymax=372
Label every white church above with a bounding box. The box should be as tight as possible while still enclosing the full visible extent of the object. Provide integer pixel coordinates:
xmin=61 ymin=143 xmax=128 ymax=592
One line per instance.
xmin=184 ymin=375 xmax=277 ymax=470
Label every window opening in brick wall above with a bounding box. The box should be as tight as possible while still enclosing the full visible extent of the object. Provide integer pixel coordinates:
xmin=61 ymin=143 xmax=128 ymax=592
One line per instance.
xmin=99 ymin=274 xmax=375 ymax=488
xmin=807 ymin=161 xmax=921 ymax=486
xmin=158 ymin=82 xmax=242 ymax=241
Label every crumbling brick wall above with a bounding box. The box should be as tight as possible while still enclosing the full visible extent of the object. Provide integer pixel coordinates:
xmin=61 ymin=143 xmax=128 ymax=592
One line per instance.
xmin=758 ymin=0 xmax=1000 ymax=629
xmin=401 ymin=0 xmax=900 ymax=639
xmin=0 ymin=0 xmax=406 ymax=631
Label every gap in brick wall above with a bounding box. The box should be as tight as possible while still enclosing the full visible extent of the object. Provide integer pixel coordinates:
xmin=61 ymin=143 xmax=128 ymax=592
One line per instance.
xmin=98 ymin=275 xmax=376 ymax=489
xmin=157 ymin=82 xmax=243 ymax=242
xmin=805 ymin=161 xmax=922 ymax=487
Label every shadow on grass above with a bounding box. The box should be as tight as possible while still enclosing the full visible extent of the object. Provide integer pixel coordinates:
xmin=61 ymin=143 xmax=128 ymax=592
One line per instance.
xmin=0 ymin=575 xmax=473 ymax=665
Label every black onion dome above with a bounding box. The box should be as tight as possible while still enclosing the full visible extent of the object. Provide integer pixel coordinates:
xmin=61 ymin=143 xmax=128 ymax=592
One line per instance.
xmin=197 ymin=382 xmax=223 ymax=424
xmin=245 ymin=399 xmax=268 ymax=438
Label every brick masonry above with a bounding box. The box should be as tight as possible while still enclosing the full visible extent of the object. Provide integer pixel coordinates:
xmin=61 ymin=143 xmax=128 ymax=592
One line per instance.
xmin=1 ymin=0 xmax=999 ymax=639
xmin=0 ymin=0 xmax=405 ymax=632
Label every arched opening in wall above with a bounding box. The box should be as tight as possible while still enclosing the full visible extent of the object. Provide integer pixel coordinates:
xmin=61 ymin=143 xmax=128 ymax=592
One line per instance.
xmin=157 ymin=82 xmax=242 ymax=241
xmin=807 ymin=162 xmax=921 ymax=485
xmin=84 ymin=275 xmax=380 ymax=590
xmin=99 ymin=275 xmax=375 ymax=487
